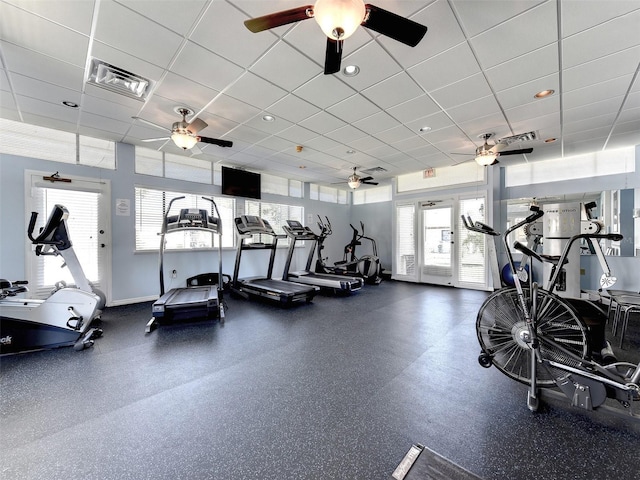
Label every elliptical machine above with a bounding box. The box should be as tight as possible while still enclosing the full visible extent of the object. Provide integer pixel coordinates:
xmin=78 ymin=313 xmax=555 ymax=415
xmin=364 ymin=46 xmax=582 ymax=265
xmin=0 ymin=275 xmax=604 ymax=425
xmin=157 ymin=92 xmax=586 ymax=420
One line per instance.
xmin=314 ymin=216 xmax=382 ymax=285
xmin=0 ymin=205 xmax=104 ymax=355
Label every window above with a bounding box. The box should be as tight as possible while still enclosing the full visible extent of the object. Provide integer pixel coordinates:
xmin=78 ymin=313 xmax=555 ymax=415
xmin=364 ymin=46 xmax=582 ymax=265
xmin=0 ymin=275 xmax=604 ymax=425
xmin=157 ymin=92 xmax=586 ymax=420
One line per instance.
xmin=505 ymin=146 xmax=635 ymax=187
xmin=244 ymin=200 xmax=303 ymax=245
xmin=0 ymin=118 xmax=115 ymax=169
xmin=310 ymin=184 xmax=348 ymax=204
xmin=353 ymin=185 xmax=391 ymax=204
xmin=135 ymin=187 xmax=235 ymax=251
xmin=457 ymin=197 xmax=486 ymax=285
xmin=262 ymin=173 xmax=303 ymax=198
xmin=397 ymin=164 xmax=485 ymax=193
xmin=395 ymin=203 xmax=416 ymax=277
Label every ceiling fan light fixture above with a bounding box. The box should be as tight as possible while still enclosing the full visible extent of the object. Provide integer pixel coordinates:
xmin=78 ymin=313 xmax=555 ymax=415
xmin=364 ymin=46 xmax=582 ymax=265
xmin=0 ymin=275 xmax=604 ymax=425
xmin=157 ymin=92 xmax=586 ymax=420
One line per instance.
xmin=475 ymin=151 xmax=498 ymax=166
xmin=171 ymin=132 xmax=198 ymax=150
xmin=314 ymin=0 xmax=366 ymax=40
xmin=347 ymin=176 xmax=361 ymax=188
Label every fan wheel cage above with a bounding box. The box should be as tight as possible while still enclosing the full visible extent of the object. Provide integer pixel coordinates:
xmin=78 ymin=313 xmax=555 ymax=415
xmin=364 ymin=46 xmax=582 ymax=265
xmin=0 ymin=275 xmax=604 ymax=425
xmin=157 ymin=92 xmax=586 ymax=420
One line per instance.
xmin=476 ymin=287 xmax=589 ymax=387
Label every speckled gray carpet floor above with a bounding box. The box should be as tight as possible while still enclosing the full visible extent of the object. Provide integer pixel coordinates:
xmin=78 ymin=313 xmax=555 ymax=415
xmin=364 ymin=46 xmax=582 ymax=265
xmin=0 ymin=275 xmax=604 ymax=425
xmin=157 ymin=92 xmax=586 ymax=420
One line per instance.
xmin=1 ymin=281 xmax=639 ymax=480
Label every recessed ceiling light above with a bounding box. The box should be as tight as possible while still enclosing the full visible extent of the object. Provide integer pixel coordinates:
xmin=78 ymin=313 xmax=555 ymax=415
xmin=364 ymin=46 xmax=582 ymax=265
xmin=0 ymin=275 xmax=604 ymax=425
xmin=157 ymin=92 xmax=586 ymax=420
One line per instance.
xmin=342 ymin=65 xmax=360 ymax=77
xmin=534 ymin=89 xmax=555 ymax=99
xmin=346 ymin=149 xmax=356 ymax=154
xmin=299 ymin=165 xmax=306 ymax=169
xmin=262 ymin=114 xmax=275 ymax=122
xmin=62 ymin=100 xmax=79 ymax=108
xmin=419 ymin=126 xmax=431 ymax=132
xmin=544 ymin=137 xmax=557 ymax=143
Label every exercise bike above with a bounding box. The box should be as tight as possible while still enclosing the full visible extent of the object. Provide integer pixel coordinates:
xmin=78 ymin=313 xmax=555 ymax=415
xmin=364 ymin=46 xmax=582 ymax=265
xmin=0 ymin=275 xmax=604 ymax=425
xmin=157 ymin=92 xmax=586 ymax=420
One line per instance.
xmin=0 ymin=205 xmax=104 ymax=355
xmin=462 ymin=207 xmax=639 ymax=418
xmin=314 ymin=216 xmax=382 ymax=285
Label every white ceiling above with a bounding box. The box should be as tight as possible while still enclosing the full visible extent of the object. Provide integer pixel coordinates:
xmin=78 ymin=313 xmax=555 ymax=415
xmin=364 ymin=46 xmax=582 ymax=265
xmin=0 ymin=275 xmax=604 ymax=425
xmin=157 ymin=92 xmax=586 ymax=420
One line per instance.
xmin=1 ymin=0 xmax=639 ymax=186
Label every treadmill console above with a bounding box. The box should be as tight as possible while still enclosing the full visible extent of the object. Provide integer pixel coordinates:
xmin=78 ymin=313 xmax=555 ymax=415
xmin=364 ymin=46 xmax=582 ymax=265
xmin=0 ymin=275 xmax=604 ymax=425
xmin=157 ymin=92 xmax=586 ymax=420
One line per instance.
xmin=166 ymin=208 xmax=219 ymax=232
xmin=284 ymin=219 xmax=314 ymax=237
xmin=235 ymin=215 xmax=275 ymax=235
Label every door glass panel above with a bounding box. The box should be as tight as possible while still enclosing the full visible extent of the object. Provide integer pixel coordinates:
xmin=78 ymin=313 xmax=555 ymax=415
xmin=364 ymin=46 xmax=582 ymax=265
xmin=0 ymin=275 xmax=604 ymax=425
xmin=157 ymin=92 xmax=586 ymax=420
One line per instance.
xmin=396 ymin=204 xmax=415 ymax=276
xmin=458 ymin=197 xmax=486 ymax=285
xmin=423 ymin=207 xmax=452 ymax=278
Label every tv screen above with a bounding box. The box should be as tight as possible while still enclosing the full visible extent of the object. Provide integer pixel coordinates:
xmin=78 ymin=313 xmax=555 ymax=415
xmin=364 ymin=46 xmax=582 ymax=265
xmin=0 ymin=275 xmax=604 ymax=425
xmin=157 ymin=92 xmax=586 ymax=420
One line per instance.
xmin=221 ymin=166 xmax=261 ymax=199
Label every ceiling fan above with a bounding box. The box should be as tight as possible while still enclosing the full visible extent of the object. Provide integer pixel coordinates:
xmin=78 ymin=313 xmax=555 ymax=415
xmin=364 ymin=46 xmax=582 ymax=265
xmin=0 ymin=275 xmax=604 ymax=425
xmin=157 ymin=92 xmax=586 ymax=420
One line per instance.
xmin=347 ymin=167 xmax=378 ymax=189
xmin=455 ymin=133 xmax=534 ymax=166
xmin=133 ymin=107 xmax=233 ymax=150
xmin=243 ymin=0 xmax=428 ymax=74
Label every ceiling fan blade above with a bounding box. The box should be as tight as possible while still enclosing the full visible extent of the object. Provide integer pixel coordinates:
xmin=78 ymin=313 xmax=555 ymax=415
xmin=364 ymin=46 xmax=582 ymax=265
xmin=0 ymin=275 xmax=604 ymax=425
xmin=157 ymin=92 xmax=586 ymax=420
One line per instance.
xmin=141 ymin=137 xmax=170 ymax=142
xmin=499 ymin=148 xmax=533 ymax=156
xmin=197 ymin=136 xmax=233 ymax=148
xmin=324 ymin=38 xmax=343 ymax=75
xmin=359 ymin=176 xmax=374 ymax=182
xmin=187 ymin=117 xmax=208 ymax=134
xmin=132 ymin=116 xmax=169 ymax=132
xmin=362 ymin=181 xmax=379 ymax=185
xmin=244 ymin=6 xmax=313 ymax=33
xmin=363 ymin=4 xmax=427 ymax=47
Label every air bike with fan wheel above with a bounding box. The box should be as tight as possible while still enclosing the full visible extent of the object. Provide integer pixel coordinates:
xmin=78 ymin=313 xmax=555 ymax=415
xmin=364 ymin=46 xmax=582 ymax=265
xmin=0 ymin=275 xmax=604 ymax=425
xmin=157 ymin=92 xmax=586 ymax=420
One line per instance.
xmin=0 ymin=205 xmax=103 ymax=355
xmin=462 ymin=207 xmax=639 ymax=419
xmin=147 ymin=196 xmax=226 ymax=333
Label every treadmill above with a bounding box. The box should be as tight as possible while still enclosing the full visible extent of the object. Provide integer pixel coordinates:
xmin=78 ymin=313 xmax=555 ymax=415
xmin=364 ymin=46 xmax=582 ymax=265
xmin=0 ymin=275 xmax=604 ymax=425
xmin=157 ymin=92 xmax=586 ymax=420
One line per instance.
xmin=231 ymin=215 xmax=319 ymax=305
xmin=282 ymin=220 xmax=363 ymax=293
xmin=147 ymin=196 xmax=225 ymax=333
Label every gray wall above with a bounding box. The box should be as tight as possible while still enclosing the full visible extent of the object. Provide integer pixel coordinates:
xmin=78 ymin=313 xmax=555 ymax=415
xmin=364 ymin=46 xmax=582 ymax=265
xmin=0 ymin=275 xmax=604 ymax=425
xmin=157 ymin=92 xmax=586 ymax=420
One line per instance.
xmin=0 ymin=144 xmax=350 ymax=305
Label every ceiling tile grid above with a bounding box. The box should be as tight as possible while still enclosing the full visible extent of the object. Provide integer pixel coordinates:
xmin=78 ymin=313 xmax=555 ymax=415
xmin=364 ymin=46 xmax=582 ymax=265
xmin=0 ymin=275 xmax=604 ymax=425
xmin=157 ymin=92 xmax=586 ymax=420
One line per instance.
xmin=0 ymin=0 xmax=638 ymax=186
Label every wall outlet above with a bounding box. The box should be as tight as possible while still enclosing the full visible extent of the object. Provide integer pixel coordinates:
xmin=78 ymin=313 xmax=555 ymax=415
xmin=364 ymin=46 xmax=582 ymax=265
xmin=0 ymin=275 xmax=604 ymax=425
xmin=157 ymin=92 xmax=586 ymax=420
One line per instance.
xmin=171 ymin=269 xmax=177 ymax=278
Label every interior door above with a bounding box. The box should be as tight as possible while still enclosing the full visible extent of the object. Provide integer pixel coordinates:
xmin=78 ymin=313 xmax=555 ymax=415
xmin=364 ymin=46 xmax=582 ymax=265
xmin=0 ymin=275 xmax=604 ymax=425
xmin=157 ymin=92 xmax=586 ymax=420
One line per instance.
xmin=420 ymin=203 xmax=455 ymax=286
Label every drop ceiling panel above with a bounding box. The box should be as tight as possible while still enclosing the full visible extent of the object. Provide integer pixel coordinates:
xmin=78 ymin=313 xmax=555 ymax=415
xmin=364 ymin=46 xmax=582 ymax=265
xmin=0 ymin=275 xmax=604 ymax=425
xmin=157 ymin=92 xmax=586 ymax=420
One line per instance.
xmin=409 ymin=42 xmax=481 ymax=93
xmin=10 ymin=74 xmax=81 ymax=106
xmin=3 ymin=0 xmax=96 ymax=35
xmin=386 ymin=94 xmax=441 ymax=124
xmin=191 ymin=1 xmax=272 ymax=66
xmin=293 ymin=74 xmax=355 ymax=109
xmin=116 ymin=0 xmax=208 ymax=36
xmin=0 ymin=0 xmax=638 ymax=185
xmin=470 ymin=1 xmax=557 ymax=69
xmin=562 ymin=10 xmax=640 ymax=68
xmin=94 ymin=0 xmax=184 ymax=68
xmin=225 ymin=72 xmax=287 ymax=110
xmin=451 ymin=0 xmax=547 ymax=38
xmin=204 ymin=94 xmax=260 ymax=125
xmin=430 ymin=73 xmax=493 ymax=110
xmin=561 ymin=1 xmax=640 ymax=37
xmin=379 ymin=0 xmax=466 ymax=69
xmin=153 ymin=72 xmax=220 ymax=113
xmin=250 ymin=41 xmax=322 ymax=92
xmin=170 ymin=41 xmax=246 ymax=92
xmin=486 ymin=44 xmax=558 ymax=93
xmin=267 ymin=94 xmax=321 ymax=123
xmin=563 ymin=46 xmax=640 ymax=92
xmin=361 ymin=72 xmax=424 ymax=110
xmin=1 ymin=43 xmax=85 ymax=91
xmin=0 ymin=4 xmax=89 ymax=67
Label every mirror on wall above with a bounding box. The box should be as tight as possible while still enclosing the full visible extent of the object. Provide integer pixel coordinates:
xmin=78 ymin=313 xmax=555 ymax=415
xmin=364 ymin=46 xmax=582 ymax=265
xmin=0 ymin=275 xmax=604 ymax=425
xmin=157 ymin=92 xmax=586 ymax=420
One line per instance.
xmin=505 ymin=189 xmax=638 ymax=257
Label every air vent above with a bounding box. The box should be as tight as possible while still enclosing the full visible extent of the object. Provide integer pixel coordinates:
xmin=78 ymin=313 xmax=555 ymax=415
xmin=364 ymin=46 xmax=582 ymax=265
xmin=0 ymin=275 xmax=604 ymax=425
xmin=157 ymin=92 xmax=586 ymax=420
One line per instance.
xmin=499 ymin=131 xmax=537 ymax=146
xmin=86 ymin=58 xmax=152 ymax=101
xmin=361 ymin=166 xmax=387 ymax=174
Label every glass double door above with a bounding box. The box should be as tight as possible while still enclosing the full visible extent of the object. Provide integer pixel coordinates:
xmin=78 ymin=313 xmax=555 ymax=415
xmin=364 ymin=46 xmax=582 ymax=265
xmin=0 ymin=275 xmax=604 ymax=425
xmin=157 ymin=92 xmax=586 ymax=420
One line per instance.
xmin=395 ymin=197 xmax=487 ymax=289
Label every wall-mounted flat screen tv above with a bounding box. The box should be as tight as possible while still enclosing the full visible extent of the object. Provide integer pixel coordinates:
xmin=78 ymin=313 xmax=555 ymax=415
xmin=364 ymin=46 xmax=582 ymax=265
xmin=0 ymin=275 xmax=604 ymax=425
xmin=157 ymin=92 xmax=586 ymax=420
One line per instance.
xmin=221 ymin=166 xmax=261 ymax=199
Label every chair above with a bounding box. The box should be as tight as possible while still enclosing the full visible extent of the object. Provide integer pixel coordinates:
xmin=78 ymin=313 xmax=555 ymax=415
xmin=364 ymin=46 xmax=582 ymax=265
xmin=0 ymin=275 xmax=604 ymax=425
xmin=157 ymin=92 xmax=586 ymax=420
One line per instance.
xmin=605 ymin=289 xmax=639 ymax=325
xmin=610 ymin=293 xmax=640 ymax=349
